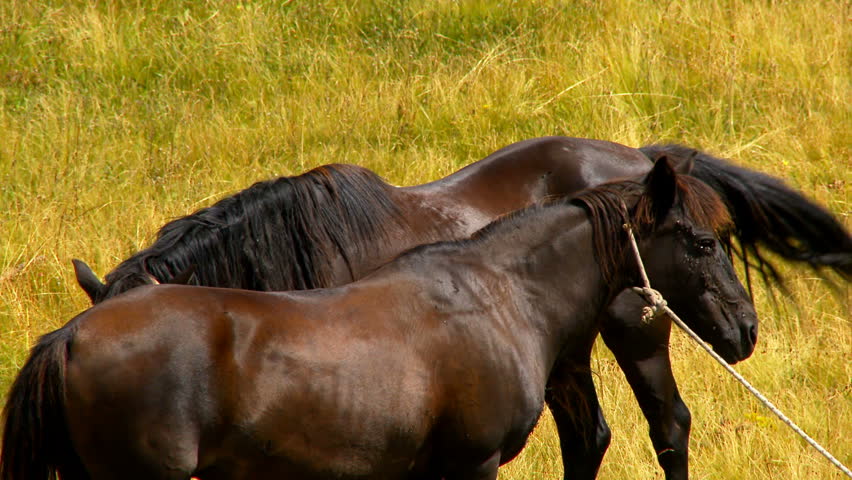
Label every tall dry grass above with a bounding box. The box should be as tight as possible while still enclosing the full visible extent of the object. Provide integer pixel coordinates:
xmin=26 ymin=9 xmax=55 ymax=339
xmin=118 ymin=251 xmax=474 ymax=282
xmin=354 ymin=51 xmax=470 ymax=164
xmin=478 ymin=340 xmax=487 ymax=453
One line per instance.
xmin=1 ymin=1 xmax=849 ymax=478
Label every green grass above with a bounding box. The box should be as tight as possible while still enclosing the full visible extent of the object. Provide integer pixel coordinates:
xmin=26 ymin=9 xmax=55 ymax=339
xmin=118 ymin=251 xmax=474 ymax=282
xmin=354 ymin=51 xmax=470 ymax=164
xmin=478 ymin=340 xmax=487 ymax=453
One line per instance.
xmin=1 ymin=1 xmax=849 ymax=478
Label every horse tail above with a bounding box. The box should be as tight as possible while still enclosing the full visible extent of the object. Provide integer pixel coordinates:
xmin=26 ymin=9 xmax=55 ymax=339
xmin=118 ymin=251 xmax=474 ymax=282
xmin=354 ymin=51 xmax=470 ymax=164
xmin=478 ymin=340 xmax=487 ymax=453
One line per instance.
xmin=1 ymin=324 xmax=88 ymax=480
xmin=640 ymin=144 xmax=852 ymax=286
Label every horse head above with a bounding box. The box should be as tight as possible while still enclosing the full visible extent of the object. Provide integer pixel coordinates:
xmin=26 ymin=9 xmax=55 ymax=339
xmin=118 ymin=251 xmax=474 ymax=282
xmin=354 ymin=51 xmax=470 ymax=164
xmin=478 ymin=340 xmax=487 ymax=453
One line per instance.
xmin=72 ymin=259 xmax=196 ymax=304
xmin=629 ymin=157 xmax=758 ymax=363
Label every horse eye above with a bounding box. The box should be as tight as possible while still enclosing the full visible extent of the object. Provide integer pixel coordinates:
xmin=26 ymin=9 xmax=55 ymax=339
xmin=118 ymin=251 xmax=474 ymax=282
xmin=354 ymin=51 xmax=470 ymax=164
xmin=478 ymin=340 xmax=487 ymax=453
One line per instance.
xmin=697 ymin=237 xmax=716 ymax=251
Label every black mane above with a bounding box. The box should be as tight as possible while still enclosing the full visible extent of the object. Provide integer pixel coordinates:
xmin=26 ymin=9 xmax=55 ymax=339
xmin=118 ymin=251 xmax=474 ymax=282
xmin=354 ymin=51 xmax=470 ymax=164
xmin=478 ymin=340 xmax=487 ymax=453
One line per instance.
xmin=641 ymin=144 xmax=852 ymax=290
xmin=99 ymin=164 xmax=402 ymax=300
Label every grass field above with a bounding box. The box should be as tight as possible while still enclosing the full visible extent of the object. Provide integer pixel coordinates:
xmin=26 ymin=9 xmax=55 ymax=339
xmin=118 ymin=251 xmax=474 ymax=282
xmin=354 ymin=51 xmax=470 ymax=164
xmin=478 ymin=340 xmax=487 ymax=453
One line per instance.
xmin=1 ymin=1 xmax=849 ymax=478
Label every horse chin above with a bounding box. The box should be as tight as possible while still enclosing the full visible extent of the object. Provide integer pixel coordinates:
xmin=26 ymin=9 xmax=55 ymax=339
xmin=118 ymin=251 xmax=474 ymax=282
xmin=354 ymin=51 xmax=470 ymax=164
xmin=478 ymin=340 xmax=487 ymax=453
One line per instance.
xmin=735 ymin=341 xmax=756 ymax=363
xmin=711 ymin=340 xmax=752 ymax=365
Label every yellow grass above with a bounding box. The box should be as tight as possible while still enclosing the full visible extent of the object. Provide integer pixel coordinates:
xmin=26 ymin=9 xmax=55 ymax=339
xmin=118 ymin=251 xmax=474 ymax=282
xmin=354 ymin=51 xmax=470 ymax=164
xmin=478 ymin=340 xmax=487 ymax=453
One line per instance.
xmin=1 ymin=1 xmax=849 ymax=478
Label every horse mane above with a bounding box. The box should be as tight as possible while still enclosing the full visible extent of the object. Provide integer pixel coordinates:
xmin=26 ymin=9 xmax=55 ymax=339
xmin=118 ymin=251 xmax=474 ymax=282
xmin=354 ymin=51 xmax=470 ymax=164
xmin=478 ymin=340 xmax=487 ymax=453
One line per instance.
xmin=99 ymin=164 xmax=402 ymax=300
xmin=571 ymin=174 xmax=732 ymax=285
xmin=641 ymin=144 xmax=852 ymax=289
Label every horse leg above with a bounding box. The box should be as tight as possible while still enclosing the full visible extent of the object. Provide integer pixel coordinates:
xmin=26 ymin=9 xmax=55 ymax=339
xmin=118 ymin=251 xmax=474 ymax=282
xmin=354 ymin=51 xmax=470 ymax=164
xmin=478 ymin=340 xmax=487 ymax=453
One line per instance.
xmin=604 ymin=340 xmax=690 ymax=480
xmin=545 ymin=359 xmax=610 ymax=480
xmin=601 ymin=291 xmax=690 ymax=480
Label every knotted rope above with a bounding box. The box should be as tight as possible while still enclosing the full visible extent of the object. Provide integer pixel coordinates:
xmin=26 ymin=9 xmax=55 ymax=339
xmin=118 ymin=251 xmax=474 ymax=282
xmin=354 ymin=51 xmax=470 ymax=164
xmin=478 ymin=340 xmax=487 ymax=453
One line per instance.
xmin=623 ymin=223 xmax=852 ymax=478
xmin=623 ymin=224 xmax=667 ymax=322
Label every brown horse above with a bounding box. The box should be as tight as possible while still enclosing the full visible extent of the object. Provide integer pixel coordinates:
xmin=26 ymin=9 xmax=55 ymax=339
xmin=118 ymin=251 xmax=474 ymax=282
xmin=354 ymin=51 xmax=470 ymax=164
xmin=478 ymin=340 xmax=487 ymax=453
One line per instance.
xmin=2 ymin=159 xmax=756 ymax=480
xmin=68 ymin=137 xmax=851 ymax=479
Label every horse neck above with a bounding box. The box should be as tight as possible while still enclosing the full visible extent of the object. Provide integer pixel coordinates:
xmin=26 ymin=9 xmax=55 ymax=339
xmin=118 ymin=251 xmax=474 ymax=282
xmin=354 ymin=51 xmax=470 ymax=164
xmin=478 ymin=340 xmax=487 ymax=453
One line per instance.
xmin=479 ymin=203 xmax=614 ymax=367
xmin=395 ymin=145 xmax=566 ymax=242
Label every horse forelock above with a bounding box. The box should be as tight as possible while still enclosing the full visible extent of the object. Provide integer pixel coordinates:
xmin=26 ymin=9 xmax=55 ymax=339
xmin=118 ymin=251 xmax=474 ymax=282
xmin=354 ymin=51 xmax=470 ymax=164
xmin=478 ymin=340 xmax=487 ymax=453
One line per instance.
xmin=633 ymin=175 xmax=733 ymax=235
xmin=98 ymin=164 xmax=401 ymax=301
xmin=572 ymin=174 xmax=732 ymax=286
xmin=101 ymin=263 xmax=159 ymax=301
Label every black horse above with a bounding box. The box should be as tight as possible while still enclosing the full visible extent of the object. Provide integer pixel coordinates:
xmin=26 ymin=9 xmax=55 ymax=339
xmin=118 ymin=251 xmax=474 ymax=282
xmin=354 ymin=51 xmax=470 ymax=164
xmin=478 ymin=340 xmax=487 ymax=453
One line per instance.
xmin=2 ymin=159 xmax=757 ymax=480
xmin=68 ymin=137 xmax=851 ymax=479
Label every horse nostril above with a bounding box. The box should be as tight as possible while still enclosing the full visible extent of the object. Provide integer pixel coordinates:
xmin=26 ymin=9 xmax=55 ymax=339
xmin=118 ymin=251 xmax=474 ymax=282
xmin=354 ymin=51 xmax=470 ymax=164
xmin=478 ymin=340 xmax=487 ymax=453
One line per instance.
xmin=748 ymin=324 xmax=758 ymax=345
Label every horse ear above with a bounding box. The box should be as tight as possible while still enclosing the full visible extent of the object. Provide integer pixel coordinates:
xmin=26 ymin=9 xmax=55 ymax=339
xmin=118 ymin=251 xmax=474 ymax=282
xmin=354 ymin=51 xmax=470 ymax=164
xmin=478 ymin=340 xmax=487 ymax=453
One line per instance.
xmin=167 ymin=264 xmax=197 ymax=285
xmin=644 ymin=156 xmax=678 ymax=221
xmin=72 ymin=259 xmax=105 ymax=303
xmin=669 ymin=151 xmax=695 ymax=175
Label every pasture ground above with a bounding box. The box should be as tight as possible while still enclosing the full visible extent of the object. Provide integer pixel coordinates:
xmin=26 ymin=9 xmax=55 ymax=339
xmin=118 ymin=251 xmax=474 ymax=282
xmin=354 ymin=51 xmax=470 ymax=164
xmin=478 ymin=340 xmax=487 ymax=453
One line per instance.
xmin=1 ymin=1 xmax=849 ymax=478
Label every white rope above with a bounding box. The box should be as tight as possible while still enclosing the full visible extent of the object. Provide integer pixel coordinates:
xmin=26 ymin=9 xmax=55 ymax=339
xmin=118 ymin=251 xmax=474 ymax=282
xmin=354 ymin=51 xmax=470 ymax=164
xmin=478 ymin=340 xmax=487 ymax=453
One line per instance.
xmin=623 ymin=224 xmax=852 ymax=478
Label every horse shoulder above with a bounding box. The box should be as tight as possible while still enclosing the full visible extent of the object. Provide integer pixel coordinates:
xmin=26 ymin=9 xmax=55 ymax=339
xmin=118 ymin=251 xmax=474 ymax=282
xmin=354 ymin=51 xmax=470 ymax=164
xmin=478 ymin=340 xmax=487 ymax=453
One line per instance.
xmin=393 ymin=261 xmax=546 ymax=450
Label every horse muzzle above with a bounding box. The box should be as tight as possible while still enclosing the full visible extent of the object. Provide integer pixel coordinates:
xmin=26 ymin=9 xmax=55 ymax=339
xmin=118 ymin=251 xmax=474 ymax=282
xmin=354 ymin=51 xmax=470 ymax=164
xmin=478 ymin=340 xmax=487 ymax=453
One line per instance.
xmin=712 ymin=305 xmax=758 ymax=364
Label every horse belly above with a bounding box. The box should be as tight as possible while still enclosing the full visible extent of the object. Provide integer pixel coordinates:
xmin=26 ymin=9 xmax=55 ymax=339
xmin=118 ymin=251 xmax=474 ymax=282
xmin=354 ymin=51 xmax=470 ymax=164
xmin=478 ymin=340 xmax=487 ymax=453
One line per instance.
xmin=216 ymin=405 xmax=434 ymax=479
